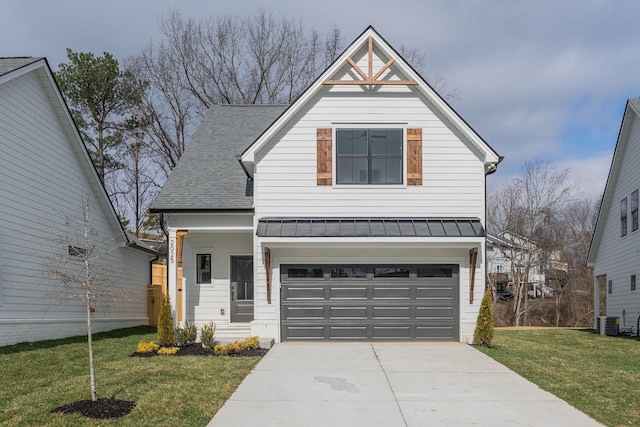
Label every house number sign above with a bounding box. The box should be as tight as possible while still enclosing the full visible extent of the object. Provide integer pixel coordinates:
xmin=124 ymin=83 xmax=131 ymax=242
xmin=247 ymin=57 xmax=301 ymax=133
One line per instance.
xmin=169 ymin=239 xmax=175 ymax=263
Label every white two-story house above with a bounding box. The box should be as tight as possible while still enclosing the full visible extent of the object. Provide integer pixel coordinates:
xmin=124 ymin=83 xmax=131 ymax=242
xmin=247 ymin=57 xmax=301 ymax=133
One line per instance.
xmin=0 ymin=57 xmax=156 ymax=346
xmin=151 ymin=27 xmax=502 ymax=343
xmin=588 ymin=98 xmax=640 ymax=332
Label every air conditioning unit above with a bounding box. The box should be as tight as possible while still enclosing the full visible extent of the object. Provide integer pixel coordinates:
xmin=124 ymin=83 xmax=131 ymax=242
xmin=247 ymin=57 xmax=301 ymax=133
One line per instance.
xmin=597 ymin=316 xmax=619 ymax=336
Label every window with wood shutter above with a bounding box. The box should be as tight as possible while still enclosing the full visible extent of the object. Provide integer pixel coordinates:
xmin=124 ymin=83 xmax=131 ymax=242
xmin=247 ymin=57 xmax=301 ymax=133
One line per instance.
xmin=317 ymin=128 xmax=332 ymax=185
xmin=407 ymin=128 xmax=422 ymax=185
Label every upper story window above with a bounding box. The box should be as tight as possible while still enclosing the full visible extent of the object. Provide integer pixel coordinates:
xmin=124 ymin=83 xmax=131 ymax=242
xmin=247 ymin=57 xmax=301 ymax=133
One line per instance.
xmin=621 ymin=197 xmax=628 ymax=237
xmin=632 ymin=190 xmax=639 ymax=232
xmin=336 ymin=129 xmax=403 ymax=185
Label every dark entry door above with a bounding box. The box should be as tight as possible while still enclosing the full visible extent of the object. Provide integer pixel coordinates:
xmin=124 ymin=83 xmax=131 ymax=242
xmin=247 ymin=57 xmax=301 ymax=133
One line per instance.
xmin=230 ymin=256 xmax=254 ymax=323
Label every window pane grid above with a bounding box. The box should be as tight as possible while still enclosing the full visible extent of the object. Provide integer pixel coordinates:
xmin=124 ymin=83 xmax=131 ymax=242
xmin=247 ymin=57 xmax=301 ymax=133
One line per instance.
xmin=336 ymin=128 xmax=403 ymax=185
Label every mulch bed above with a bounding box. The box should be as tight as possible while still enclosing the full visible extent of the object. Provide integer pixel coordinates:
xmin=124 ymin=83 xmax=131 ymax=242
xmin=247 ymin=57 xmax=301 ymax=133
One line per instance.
xmin=53 ymin=344 xmax=268 ymax=420
xmin=130 ymin=343 xmax=269 ymax=357
xmin=52 ymin=398 xmax=135 ymax=419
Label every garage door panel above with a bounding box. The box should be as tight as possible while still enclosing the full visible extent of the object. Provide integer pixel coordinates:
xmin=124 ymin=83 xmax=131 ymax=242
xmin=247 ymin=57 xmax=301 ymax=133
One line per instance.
xmin=415 ymin=286 xmax=456 ymax=299
xmin=286 ymin=326 xmax=324 ymax=339
xmin=373 ymin=326 xmax=411 ymax=339
xmin=281 ymin=264 xmax=459 ymax=341
xmin=284 ymin=286 xmax=324 ymax=300
xmin=282 ymin=306 xmax=325 ymax=319
xmin=330 ymin=326 xmax=368 ymax=339
xmin=415 ymin=326 xmax=456 ymax=339
xmin=329 ymin=306 xmax=368 ymax=319
xmin=372 ymin=306 xmax=412 ymax=319
xmin=328 ymin=286 xmax=368 ymax=300
xmin=416 ymin=306 xmax=455 ymax=319
xmin=372 ymin=286 xmax=411 ymax=299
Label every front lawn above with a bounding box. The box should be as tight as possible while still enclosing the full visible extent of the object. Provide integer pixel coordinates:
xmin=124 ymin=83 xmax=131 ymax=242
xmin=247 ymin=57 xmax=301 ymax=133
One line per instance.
xmin=475 ymin=328 xmax=640 ymax=427
xmin=0 ymin=326 xmax=262 ymax=426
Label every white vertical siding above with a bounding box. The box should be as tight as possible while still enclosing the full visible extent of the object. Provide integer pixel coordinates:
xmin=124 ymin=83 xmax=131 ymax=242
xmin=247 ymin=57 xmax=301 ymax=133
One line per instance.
xmin=593 ymin=112 xmax=640 ymax=326
xmin=0 ymin=69 xmax=152 ymax=346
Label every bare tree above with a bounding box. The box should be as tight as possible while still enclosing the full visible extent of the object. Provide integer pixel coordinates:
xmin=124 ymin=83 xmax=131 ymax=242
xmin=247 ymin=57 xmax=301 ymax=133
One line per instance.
xmin=124 ymin=8 xmax=347 ymax=178
xmin=40 ymin=191 xmax=135 ymax=401
xmin=488 ymin=160 xmax=577 ymax=326
xmin=112 ymin=133 xmax=161 ymax=237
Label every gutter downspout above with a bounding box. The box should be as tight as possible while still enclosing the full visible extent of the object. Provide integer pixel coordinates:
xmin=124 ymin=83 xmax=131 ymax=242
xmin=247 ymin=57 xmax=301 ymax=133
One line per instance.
xmin=159 ymin=212 xmax=169 ymax=295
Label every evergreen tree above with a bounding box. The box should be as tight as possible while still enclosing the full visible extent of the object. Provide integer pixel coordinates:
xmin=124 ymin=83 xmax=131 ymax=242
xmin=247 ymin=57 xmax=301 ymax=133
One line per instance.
xmin=474 ymin=289 xmax=494 ymax=347
xmin=157 ymin=296 xmax=176 ymax=346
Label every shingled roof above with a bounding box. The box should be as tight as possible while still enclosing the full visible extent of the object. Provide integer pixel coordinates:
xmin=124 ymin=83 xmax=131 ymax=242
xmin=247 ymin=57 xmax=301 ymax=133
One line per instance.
xmin=0 ymin=57 xmax=42 ymax=76
xmin=151 ymin=104 xmax=287 ymax=211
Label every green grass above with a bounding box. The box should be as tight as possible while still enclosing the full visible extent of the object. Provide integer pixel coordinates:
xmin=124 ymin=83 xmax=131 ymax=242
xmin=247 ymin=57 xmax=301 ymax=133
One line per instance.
xmin=0 ymin=326 xmax=262 ymax=426
xmin=475 ymin=328 xmax=640 ymax=427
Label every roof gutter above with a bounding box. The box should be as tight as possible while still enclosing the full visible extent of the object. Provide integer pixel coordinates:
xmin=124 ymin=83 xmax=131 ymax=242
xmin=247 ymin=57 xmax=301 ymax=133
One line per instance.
xmin=236 ymin=155 xmax=253 ymax=180
xmin=149 ymin=208 xmax=254 ymax=214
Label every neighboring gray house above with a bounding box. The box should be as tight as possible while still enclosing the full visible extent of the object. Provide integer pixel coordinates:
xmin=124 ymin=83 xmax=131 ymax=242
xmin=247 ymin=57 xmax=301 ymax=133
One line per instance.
xmin=588 ymin=98 xmax=640 ymax=332
xmin=152 ymin=27 xmax=502 ymax=343
xmin=0 ymin=57 xmax=156 ymax=346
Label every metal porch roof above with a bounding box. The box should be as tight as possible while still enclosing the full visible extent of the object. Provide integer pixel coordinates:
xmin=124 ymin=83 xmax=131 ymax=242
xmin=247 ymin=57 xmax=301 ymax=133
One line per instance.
xmin=257 ymin=217 xmax=485 ymax=238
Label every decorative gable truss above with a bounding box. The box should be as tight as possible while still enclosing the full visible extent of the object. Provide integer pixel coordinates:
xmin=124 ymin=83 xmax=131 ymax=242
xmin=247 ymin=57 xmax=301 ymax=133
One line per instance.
xmin=322 ymin=35 xmax=417 ymax=87
xmin=241 ymin=26 xmax=501 ymax=178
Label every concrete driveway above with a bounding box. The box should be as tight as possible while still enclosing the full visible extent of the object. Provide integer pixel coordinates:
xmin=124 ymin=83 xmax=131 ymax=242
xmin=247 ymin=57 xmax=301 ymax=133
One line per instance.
xmin=208 ymin=342 xmax=602 ymax=427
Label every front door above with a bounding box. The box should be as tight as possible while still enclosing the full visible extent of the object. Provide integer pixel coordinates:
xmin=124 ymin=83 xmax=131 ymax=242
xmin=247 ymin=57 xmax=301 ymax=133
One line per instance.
xmin=230 ymin=256 xmax=254 ymax=323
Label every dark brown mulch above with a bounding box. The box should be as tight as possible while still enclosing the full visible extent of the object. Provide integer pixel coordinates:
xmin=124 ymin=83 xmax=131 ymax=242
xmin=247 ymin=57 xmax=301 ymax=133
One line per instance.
xmin=51 ymin=398 xmax=135 ymax=419
xmin=130 ymin=343 xmax=269 ymax=358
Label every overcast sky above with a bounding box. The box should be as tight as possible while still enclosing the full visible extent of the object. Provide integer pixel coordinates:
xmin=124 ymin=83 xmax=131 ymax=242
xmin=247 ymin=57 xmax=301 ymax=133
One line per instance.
xmin=2 ymin=0 xmax=639 ymax=200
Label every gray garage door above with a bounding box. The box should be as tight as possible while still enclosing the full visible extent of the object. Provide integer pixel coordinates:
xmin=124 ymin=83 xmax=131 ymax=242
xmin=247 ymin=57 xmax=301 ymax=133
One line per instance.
xmin=281 ymin=264 xmax=459 ymax=341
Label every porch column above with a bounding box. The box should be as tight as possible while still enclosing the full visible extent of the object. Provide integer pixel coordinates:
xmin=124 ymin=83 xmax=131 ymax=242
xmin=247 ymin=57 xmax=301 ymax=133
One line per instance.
xmin=167 ymin=229 xmax=178 ymax=319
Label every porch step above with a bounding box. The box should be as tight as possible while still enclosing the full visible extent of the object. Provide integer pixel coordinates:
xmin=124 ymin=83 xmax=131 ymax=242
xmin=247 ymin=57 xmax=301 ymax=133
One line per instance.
xmin=214 ymin=324 xmax=252 ymax=344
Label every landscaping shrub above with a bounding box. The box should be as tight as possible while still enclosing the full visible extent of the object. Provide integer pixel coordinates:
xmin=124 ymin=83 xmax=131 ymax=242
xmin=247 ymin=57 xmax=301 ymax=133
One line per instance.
xmin=136 ymin=341 xmax=160 ymax=353
xmin=175 ymin=321 xmax=197 ymax=346
xmin=157 ymin=346 xmax=180 ymax=356
xmin=213 ymin=336 xmax=260 ymax=356
xmin=200 ymin=322 xmax=215 ymax=347
xmin=474 ymin=289 xmax=494 ymax=347
xmin=157 ymin=296 xmax=176 ymax=346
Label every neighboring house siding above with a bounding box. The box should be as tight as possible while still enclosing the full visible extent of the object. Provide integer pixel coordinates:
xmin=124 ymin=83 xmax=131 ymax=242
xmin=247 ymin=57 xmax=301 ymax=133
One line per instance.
xmin=254 ymin=92 xmax=485 ymax=217
xmin=0 ymin=67 xmax=150 ymax=346
xmin=593 ymin=111 xmax=640 ymax=323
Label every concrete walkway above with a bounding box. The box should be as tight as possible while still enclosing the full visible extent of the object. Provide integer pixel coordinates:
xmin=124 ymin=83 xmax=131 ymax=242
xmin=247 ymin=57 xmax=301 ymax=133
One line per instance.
xmin=208 ymin=342 xmax=603 ymax=427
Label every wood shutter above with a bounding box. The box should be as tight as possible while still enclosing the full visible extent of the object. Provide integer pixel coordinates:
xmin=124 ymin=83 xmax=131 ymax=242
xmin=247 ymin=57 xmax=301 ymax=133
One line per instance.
xmin=317 ymin=128 xmax=332 ymax=185
xmin=407 ymin=128 xmax=423 ymax=186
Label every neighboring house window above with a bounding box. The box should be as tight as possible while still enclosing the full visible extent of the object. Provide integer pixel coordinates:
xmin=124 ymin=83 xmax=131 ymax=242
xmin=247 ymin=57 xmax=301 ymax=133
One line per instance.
xmin=632 ymin=190 xmax=639 ymax=232
xmin=336 ymin=129 xmax=402 ymax=185
xmin=196 ymin=254 xmax=211 ymax=284
xmin=632 ymin=275 xmax=637 ymax=291
xmin=68 ymin=245 xmax=86 ymax=257
xmin=621 ymin=198 xmax=628 ymax=237
xmin=608 ymin=280 xmax=613 ymax=294
xmin=496 ymin=265 xmax=502 ymax=273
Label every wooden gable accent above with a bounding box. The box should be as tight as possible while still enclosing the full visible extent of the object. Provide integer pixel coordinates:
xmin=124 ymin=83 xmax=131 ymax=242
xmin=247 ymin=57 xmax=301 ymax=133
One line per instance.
xmin=469 ymin=247 xmax=478 ymax=304
xmin=317 ymin=128 xmax=332 ymax=185
xmin=264 ymin=247 xmax=272 ymax=304
xmin=407 ymin=128 xmax=423 ymax=186
xmin=176 ymin=230 xmax=189 ymax=265
xmin=323 ymin=36 xmax=417 ymax=86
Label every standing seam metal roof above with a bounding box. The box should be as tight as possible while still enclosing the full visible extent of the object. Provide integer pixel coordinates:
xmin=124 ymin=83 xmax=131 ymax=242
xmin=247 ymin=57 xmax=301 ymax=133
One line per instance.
xmin=151 ymin=105 xmax=288 ymax=211
xmin=257 ymin=217 xmax=485 ymax=238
